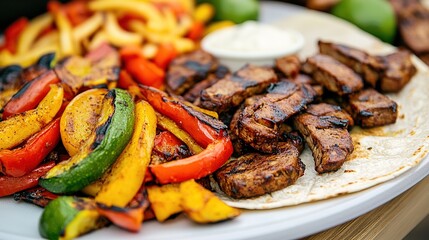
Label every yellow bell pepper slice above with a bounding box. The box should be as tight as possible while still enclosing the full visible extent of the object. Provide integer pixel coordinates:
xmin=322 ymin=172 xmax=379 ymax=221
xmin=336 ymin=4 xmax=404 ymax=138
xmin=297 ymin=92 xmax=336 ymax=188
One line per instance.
xmin=0 ymin=84 xmax=63 ymax=150
xmin=180 ymin=180 xmax=241 ymax=223
xmin=95 ymin=100 xmax=157 ymax=207
xmin=156 ymin=113 xmax=204 ymax=154
xmin=147 ymin=183 xmax=182 ymax=222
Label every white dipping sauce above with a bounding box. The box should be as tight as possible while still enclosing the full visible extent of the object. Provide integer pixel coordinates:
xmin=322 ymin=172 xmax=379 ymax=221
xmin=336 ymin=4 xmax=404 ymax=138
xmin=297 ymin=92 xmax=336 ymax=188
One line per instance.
xmin=201 ymin=21 xmax=304 ymax=70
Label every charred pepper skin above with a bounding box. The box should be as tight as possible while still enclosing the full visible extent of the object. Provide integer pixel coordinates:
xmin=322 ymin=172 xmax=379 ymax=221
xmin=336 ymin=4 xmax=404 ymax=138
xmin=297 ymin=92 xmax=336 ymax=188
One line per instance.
xmin=2 ymin=70 xmax=60 ymax=119
xmin=39 ymin=88 xmax=135 ymax=194
xmin=0 ymin=118 xmax=61 ymax=177
xmin=139 ymin=86 xmax=233 ymax=184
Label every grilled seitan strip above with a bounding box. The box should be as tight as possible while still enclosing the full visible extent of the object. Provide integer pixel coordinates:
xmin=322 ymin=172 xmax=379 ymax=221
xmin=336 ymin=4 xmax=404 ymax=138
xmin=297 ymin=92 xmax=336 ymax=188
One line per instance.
xmin=319 ymin=41 xmax=417 ymax=92
xmin=343 ymin=88 xmax=398 ymax=128
xmin=166 ymin=50 xmax=219 ymax=95
xmin=275 ymin=55 xmax=301 ymax=79
xmin=288 ymin=74 xmax=324 ymax=97
xmin=293 ymin=103 xmax=354 ymax=173
xmin=378 ymin=50 xmax=417 ymax=92
xmin=302 ymin=54 xmax=364 ymax=95
xmin=183 ymin=65 xmax=230 ymax=103
xmin=199 ymin=64 xmax=278 ymax=113
xmin=395 ymin=1 xmax=429 ymax=54
xmin=237 ymin=81 xmax=316 ymax=153
xmin=318 ymin=41 xmax=384 ymax=88
xmin=214 ymin=140 xmax=305 ymax=199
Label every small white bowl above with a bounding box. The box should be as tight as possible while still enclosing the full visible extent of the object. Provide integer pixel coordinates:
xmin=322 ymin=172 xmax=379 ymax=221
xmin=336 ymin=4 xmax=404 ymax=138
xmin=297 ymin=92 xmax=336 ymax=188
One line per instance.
xmin=201 ymin=21 xmax=305 ymax=71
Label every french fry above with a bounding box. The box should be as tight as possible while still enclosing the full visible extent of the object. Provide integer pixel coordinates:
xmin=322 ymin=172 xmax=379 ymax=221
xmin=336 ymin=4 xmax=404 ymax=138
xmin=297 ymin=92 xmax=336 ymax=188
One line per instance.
xmin=104 ymin=13 xmax=143 ymax=47
xmin=88 ymin=30 xmax=108 ymax=50
xmin=54 ymin=10 xmax=78 ymax=56
xmin=141 ymin=43 xmax=158 ymax=59
xmin=89 ymin=0 xmax=166 ymax=32
xmin=73 ymin=12 xmax=104 ymax=42
xmin=16 ymin=13 xmax=53 ymax=55
xmin=172 ymin=38 xmax=195 ymax=53
xmin=178 ymin=0 xmax=194 ymax=14
xmin=0 ymin=44 xmax=60 ymax=67
xmin=32 ymin=31 xmax=59 ymax=50
xmin=128 ymin=20 xmax=147 ymax=36
xmin=193 ymin=3 xmax=214 ymax=23
xmin=162 ymin=8 xmax=177 ymax=35
xmin=175 ymin=15 xmax=192 ymax=37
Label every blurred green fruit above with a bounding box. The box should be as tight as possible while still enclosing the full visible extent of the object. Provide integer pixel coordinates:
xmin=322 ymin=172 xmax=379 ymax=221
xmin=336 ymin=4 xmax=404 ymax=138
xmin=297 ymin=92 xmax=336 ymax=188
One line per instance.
xmin=331 ymin=0 xmax=397 ymax=43
xmin=198 ymin=0 xmax=259 ymax=24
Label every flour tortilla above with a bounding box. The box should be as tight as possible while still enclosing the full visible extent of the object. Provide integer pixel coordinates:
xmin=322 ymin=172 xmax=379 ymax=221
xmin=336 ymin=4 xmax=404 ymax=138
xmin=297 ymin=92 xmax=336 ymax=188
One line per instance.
xmin=213 ymin=10 xmax=429 ymax=209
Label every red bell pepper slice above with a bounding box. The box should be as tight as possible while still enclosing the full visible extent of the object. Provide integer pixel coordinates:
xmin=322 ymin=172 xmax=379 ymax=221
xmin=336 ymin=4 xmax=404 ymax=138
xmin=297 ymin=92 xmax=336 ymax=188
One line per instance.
xmin=0 ymin=162 xmax=55 ymax=197
xmin=48 ymin=0 xmax=90 ymax=26
xmin=96 ymin=186 xmax=149 ymax=232
xmin=0 ymin=118 xmax=60 ymax=177
xmin=153 ymin=131 xmax=190 ymax=160
xmin=139 ymin=86 xmax=233 ymax=184
xmin=118 ymin=70 xmax=138 ymax=89
xmin=187 ymin=21 xmax=205 ymax=41
xmin=13 ymin=186 xmax=58 ymax=208
xmin=153 ymin=43 xmax=177 ymax=70
xmin=125 ymin=57 xmax=165 ymax=89
xmin=2 ymin=17 xmax=28 ymax=54
xmin=2 ymin=70 xmax=60 ymax=119
xmin=117 ymin=13 xmax=145 ymax=31
xmin=119 ymin=45 xmax=142 ymax=61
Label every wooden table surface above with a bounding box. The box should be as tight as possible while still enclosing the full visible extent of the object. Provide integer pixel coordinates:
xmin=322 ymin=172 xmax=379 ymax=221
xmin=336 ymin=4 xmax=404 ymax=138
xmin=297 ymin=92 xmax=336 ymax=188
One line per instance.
xmin=306 ymin=176 xmax=429 ymax=239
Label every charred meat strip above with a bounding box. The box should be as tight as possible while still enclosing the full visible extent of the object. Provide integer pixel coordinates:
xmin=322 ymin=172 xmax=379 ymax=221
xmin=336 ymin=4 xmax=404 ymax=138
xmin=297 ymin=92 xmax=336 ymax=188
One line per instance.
xmin=229 ymin=105 xmax=253 ymax=157
xmin=183 ymin=65 xmax=230 ymax=103
xmin=302 ymin=54 xmax=364 ymax=95
xmin=318 ymin=41 xmax=385 ymax=87
xmin=378 ymin=50 xmax=417 ymax=92
xmin=166 ymin=50 xmax=219 ymax=95
xmin=199 ymin=64 xmax=278 ymax=113
xmin=319 ymin=41 xmax=417 ymax=93
xmin=293 ymin=103 xmax=354 ymax=173
xmin=275 ymin=55 xmax=301 ymax=78
xmin=214 ymin=141 xmax=305 ymax=199
xmin=237 ymin=81 xmax=316 ymax=153
xmin=344 ymin=88 xmax=398 ymax=128
xmin=305 ymin=102 xmax=354 ymax=128
xmin=288 ymin=74 xmax=324 ymax=97
xmin=396 ymin=2 xmax=429 ymax=54
xmin=230 ymin=99 xmax=305 ymax=156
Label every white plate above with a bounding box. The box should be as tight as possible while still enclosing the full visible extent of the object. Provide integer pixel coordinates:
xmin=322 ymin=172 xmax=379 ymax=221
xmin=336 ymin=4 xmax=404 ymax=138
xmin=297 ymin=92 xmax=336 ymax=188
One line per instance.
xmin=1 ymin=2 xmax=428 ymax=240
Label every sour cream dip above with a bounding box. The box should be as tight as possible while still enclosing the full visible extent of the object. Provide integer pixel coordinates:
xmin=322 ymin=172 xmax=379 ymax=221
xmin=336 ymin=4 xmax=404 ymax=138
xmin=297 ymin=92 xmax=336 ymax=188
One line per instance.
xmin=201 ymin=21 xmax=304 ymax=71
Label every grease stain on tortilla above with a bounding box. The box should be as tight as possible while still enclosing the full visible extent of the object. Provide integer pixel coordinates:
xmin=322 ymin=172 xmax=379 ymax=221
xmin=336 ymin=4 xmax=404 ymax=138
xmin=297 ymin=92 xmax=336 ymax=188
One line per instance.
xmin=348 ymin=137 xmax=369 ymax=160
xmin=413 ymin=146 xmax=423 ymax=156
xmin=352 ymin=126 xmax=405 ymax=137
xmin=351 ymin=126 xmax=385 ymax=136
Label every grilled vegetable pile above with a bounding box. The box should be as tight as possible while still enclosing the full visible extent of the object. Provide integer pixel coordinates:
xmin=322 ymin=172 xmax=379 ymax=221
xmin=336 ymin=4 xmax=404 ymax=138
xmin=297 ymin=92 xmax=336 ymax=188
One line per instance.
xmin=0 ymin=1 xmax=247 ymax=238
